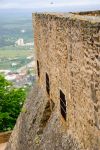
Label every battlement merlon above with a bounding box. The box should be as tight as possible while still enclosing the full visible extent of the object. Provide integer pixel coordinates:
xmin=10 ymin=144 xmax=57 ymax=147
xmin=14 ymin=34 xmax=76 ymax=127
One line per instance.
xmin=32 ymin=11 xmax=100 ymax=25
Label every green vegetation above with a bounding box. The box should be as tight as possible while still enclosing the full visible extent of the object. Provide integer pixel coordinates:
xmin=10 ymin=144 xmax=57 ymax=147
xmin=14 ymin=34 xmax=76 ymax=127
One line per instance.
xmin=0 ymin=75 xmax=26 ymax=132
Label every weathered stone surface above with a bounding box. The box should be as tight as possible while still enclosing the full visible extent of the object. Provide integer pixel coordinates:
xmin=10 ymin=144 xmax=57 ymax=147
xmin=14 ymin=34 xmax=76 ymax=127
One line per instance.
xmin=33 ymin=12 xmax=100 ymax=150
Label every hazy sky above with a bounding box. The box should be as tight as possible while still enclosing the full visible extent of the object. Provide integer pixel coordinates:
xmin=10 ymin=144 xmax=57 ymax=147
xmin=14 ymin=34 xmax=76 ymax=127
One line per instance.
xmin=0 ymin=0 xmax=100 ymax=10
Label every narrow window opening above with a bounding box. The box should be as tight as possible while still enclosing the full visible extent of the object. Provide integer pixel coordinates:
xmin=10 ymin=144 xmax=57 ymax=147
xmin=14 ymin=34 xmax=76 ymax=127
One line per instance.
xmin=37 ymin=60 xmax=40 ymax=77
xmin=60 ymin=90 xmax=66 ymax=121
xmin=46 ymin=73 xmax=50 ymax=95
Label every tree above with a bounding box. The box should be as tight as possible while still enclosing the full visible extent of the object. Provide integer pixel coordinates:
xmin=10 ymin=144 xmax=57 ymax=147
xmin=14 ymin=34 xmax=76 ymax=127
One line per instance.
xmin=0 ymin=75 xmax=26 ymax=131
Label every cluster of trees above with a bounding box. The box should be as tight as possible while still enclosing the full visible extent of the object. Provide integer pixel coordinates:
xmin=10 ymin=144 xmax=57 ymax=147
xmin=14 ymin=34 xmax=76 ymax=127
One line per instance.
xmin=0 ymin=37 xmax=14 ymax=48
xmin=0 ymin=75 xmax=26 ymax=132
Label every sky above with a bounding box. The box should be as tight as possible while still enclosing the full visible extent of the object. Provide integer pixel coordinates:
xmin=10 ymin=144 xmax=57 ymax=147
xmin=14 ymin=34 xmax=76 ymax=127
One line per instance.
xmin=0 ymin=0 xmax=100 ymax=11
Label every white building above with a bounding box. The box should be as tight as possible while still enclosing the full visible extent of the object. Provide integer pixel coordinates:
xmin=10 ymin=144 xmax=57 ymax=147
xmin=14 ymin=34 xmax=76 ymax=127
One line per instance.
xmin=5 ymin=74 xmax=16 ymax=81
xmin=15 ymin=38 xmax=24 ymax=46
xmin=11 ymin=63 xmax=17 ymax=67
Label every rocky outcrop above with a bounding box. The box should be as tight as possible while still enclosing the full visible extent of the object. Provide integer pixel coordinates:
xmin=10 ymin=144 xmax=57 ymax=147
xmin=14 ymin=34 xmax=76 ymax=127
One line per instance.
xmin=5 ymin=83 xmax=82 ymax=150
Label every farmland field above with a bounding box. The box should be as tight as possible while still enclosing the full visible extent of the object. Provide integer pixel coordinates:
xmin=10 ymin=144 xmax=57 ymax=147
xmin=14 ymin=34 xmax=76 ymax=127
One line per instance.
xmin=0 ymin=49 xmax=33 ymax=58
xmin=0 ymin=49 xmax=34 ymax=70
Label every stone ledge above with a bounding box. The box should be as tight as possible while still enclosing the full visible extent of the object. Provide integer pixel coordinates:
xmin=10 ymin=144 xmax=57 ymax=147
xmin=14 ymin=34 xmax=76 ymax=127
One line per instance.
xmin=33 ymin=11 xmax=100 ymax=23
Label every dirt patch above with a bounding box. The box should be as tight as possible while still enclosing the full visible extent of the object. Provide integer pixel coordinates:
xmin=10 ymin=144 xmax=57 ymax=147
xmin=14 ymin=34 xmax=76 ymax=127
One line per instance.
xmin=0 ymin=131 xmax=11 ymax=144
xmin=0 ymin=143 xmax=7 ymax=150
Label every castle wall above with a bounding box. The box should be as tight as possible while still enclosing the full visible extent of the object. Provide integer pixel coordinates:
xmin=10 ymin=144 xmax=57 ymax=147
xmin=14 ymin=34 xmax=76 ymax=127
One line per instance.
xmin=73 ymin=10 xmax=100 ymax=16
xmin=33 ymin=13 xmax=100 ymax=150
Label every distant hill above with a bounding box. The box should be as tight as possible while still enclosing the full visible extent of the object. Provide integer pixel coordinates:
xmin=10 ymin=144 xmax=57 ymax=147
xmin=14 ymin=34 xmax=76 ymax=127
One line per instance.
xmin=0 ymin=9 xmax=34 ymax=48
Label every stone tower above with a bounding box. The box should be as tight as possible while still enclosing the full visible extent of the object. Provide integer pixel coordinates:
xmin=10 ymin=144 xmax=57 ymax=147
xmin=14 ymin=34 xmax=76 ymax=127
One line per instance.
xmin=6 ymin=11 xmax=100 ymax=150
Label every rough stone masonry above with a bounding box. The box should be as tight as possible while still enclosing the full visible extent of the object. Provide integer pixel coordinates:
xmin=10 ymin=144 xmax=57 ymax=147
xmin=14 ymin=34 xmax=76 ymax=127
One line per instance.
xmin=6 ymin=11 xmax=100 ymax=150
